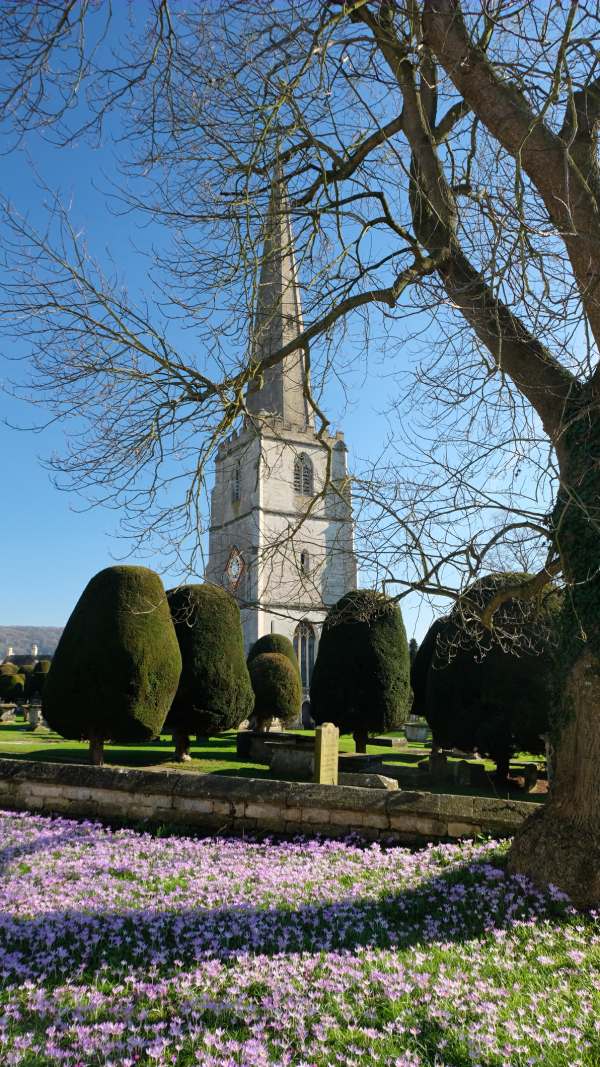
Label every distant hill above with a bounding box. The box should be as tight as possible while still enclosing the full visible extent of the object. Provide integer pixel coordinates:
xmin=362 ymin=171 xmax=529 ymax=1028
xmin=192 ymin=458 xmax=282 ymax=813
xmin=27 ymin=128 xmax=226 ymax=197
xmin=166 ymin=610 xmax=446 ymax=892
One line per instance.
xmin=0 ymin=626 xmax=63 ymax=657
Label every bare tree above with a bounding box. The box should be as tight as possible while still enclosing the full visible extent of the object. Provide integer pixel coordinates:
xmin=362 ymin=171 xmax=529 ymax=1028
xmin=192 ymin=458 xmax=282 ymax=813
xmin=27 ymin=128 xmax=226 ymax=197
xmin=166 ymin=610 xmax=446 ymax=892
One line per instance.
xmin=1 ymin=0 xmax=600 ymax=903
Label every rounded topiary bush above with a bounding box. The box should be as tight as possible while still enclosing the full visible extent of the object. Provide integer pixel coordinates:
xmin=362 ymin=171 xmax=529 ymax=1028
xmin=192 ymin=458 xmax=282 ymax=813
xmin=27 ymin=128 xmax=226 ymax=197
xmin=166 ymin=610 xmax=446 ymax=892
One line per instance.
xmin=409 ymin=618 xmax=448 ymax=731
xmin=310 ymin=589 xmax=411 ymax=752
xmin=248 ymin=652 xmax=302 ymax=731
xmin=424 ymin=572 xmax=562 ymax=778
xmin=43 ymin=565 xmax=181 ymax=764
xmin=166 ymin=583 xmax=254 ymax=760
xmin=0 ymin=672 xmax=25 ymax=702
xmin=0 ymin=663 xmax=19 ymax=676
xmin=247 ymin=632 xmax=299 ymax=672
xmin=30 ymin=659 xmax=52 ymax=699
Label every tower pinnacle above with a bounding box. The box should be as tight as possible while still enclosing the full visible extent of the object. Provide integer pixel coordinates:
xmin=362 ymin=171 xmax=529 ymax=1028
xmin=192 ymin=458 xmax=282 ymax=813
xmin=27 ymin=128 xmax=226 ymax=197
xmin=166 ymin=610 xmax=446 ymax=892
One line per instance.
xmin=246 ymin=171 xmax=312 ymax=428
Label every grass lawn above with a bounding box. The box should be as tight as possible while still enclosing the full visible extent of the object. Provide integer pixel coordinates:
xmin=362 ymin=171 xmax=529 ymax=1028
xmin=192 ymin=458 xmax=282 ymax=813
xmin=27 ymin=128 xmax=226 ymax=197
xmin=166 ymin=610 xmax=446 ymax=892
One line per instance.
xmin=0 ymin=809 xmax=594 ymax=1065
xmin=0 ymin=720 xmax=545 ymax=802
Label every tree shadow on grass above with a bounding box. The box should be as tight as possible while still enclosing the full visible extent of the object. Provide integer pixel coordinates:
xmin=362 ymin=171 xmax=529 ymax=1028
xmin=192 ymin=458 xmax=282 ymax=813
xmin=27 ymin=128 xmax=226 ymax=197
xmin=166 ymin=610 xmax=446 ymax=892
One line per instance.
xmin=0 ymin=825 xmax=95 ymax=876
xmin=0 ymin=845 xmax=570 ymax=985
xmin=0 ymin=735 xmax=250 ymax=771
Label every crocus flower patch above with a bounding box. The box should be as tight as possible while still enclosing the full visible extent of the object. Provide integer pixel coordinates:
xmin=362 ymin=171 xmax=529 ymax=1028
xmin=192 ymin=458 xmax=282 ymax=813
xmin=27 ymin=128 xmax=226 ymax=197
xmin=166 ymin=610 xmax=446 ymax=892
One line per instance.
xmin=0 ymin=809 xmax=597 ymax=1065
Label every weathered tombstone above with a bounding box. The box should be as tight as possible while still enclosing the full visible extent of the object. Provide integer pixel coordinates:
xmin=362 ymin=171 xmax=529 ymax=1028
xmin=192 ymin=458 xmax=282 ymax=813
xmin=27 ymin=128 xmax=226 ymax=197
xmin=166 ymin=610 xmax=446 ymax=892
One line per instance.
xmin=314 ymin=722 xmax=339 ymax=785
xmin=453 ymin=759 xmax=472 ymax=787
xmin=428 ymin=751 xmax=449 ymax=782
xmin=28 ymin=705 xmax=41 ymax=729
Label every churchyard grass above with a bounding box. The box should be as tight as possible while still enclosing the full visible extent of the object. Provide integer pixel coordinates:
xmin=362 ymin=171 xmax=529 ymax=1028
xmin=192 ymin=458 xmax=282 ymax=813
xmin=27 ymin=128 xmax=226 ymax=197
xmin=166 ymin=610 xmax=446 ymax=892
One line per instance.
xmin=0 ymin=808 xmax=596 ymax=1066
xmin=0 ymin=723 xmax=545 ymax=799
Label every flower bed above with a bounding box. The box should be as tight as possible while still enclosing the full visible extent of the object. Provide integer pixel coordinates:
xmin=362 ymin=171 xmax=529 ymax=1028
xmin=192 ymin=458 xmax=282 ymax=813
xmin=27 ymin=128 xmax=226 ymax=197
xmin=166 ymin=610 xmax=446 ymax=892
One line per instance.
xmin=0 ymin=810 xmax=597 ymax=1066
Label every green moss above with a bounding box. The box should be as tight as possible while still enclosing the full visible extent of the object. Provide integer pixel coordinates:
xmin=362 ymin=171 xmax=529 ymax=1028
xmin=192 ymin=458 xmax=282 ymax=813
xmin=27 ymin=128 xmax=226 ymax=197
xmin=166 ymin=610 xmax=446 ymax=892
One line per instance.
xmin=248 ymin=651 xmax=302 ymax=729
xmin=166 ymin=584 xmax=254 ymax=736
xmin=310 ymin=589 xmax=411 ymax=738
xmin=43 ymin=566 xmax=182 ymax=743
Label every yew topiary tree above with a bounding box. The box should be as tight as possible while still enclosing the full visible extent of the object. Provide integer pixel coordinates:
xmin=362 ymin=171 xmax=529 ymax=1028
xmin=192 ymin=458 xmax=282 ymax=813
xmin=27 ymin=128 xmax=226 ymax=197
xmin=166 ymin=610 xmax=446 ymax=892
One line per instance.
xmin=247 ymin=633 xmax=299 ymax=673
xmin=43 ymin=566 xmax=181 ymax=765
xmin=166 ymin=583 xmax=254 ymax=760
xmin=248 ymin=651 xmax=302 ymax=732
xmin=0 ymin=672 xmax=25 ymax=702
xmin=409 ymin=619 xmax=447 ymax=728
xmin=30 ymin=659 xmax=52 ymax=700
xmin=311 ymin=590 xmax=411 ymax=752
xmin=424 ymin=575 xmax=562 ymax=779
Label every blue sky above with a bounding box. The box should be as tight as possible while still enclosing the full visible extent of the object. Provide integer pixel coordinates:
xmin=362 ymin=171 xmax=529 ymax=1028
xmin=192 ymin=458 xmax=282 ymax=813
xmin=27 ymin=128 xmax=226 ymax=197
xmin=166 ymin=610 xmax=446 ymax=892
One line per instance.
xmin=0 ymin=123 xmax=437 ymax=639
xmin=0 ymin=1 xmax=460 ymax=644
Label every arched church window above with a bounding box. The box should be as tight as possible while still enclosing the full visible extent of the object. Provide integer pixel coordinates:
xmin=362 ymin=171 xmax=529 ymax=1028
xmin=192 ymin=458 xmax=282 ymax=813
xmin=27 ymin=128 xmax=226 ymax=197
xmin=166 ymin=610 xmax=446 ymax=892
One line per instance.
xmin=294 ymin=453 xmax=313 ymax=496
xmin=231 ymin=462 xmax=241 ymax=503
xmin=293 ymin=621 xmax=316 ymax=689
xmin=300 ymin=549 xmax=310 ymax=575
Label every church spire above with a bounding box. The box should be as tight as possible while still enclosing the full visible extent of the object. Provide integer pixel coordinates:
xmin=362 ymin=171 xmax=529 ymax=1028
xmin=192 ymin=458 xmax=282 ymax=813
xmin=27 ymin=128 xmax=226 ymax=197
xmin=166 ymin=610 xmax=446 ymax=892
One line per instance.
xmin=246 ymin=169 xmax=312 ymax=428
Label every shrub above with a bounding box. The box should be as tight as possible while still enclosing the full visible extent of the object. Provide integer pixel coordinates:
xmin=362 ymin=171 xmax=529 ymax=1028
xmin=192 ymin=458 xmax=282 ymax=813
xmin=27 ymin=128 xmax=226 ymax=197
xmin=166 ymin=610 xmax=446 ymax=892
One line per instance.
xmin=310 ymin=589 xmax=411 ymax=752
xmin=43 ymin=565 xmax=181 ymax=765
xmin=166 ymin=584 xmax=254 ymax=760
xmin=30 ymin=659 xmax=52 ymax=699
xmin=424 ymin=573 xmax=562 ymax=778
xmin=247 ymin=632 xmax=299 ymax=672
xmin=0 ymin=672 xmax=25 ymax=702
xmin=248 ymin=652 xmax=302 ymax=731
xmin=409 ymin=619 xmax=448 ymax=731
xmin=0 ymin=663 xmax=19 ymax=676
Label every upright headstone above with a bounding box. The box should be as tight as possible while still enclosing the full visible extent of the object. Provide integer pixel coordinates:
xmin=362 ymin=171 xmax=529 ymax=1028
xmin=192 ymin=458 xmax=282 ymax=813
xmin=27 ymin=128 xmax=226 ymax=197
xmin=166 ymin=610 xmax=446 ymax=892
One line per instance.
xmin=314 ymin=722 xmax=339 ymax=785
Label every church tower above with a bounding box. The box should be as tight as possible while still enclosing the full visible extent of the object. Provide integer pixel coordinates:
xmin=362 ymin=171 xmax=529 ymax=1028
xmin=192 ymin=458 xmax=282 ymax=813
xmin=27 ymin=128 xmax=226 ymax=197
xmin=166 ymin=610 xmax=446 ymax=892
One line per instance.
xmin=207 ymin=174 xmax=357 ymax=697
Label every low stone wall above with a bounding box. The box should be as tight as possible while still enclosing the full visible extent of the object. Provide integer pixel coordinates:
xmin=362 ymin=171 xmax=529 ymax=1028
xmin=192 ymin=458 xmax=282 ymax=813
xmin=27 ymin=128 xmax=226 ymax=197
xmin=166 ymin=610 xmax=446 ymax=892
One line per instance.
xmin=0 ymin=758 xmax=539 ymax=843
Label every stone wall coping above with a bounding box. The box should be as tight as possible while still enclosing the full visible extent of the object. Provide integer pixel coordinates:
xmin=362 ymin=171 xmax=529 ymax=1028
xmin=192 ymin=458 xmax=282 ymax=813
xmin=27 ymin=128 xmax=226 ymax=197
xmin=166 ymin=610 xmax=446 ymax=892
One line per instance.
xmin=0 ymin=758 xmax=538 ymax=829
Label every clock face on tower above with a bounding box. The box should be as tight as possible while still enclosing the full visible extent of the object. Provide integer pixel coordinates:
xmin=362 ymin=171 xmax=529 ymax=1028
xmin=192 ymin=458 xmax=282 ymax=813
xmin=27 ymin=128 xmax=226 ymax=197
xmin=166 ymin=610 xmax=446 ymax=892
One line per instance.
xmin=224 ymin=546 xmax=245 ymax=590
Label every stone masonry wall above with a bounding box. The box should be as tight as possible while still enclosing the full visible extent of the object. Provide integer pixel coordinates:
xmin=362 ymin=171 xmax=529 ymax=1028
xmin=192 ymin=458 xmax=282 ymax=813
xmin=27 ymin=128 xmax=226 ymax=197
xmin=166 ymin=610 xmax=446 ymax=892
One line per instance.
xmin=0 ymin=759 xmax=539 ymax=843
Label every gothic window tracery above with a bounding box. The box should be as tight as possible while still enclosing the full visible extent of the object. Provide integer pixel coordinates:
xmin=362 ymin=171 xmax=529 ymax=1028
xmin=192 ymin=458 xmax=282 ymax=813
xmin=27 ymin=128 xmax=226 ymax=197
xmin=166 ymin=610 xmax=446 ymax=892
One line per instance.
xmin=293 ymin=621 xmax=316 ymax=689
xmin=294 ymin=453 xmax=313 ymax=495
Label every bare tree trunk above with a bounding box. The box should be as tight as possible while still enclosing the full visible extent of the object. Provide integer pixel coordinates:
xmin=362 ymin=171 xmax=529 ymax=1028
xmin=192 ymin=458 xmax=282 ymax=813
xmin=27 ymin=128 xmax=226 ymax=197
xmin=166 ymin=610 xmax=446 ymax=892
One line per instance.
xmin=173 ymin=730 xmax=191 ymax=762
xmin=508 ymin=648 xmax=600 ymax=907
xmin=89 ymin=734 xmax=104 ymax=766
xmin=354 ymin=729 xmax=368 ymax=754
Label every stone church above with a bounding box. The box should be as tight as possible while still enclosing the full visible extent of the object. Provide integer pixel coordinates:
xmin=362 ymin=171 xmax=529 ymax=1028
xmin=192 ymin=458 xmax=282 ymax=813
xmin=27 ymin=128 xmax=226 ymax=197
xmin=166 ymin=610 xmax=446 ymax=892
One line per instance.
xmin=207 ymin=175 xmax=357 ymax=701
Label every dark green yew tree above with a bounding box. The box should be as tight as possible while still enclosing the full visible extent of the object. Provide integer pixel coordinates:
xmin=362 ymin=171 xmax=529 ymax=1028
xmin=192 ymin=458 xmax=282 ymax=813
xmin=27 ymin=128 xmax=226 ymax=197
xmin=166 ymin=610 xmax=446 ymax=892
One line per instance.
xmin=424 ymin=574 xmax=562 ymax=779
xmin=248 ymin=651 xmax=302 ymax=732
xmin=247 ymin=632 xmax=299 ymax=672
xmin=166 ymin=583 xmax=254 ymax=760
xmin=0 ymin=672 xmax=25 ymax=702
xmin=310 ymin=589 xmax=411 ymax=752
xmin=43 ymin=565 xmax=181 ymax=765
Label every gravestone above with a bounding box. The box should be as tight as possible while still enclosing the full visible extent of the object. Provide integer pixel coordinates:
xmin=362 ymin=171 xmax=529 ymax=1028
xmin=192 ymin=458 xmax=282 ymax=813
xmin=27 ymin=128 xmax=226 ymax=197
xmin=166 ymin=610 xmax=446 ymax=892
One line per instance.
xmin=453 ymin=759 xmax=472 ymax=787
xmin=428 ymin=751 xmax=449 ymax=782
xmin=28 ymin=705 xmax=42 ymax=729
xmin=27 ymin=704 xmax=50 ymax=731
xmin=314 ymin=722 xmax=339 ymax=785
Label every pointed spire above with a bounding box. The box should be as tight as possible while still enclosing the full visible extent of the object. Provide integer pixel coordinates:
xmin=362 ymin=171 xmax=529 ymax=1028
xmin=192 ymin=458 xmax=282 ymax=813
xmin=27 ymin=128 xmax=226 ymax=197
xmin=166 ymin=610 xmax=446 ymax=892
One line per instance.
xmin=246 ymin=168 xmax=312 ymax=428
